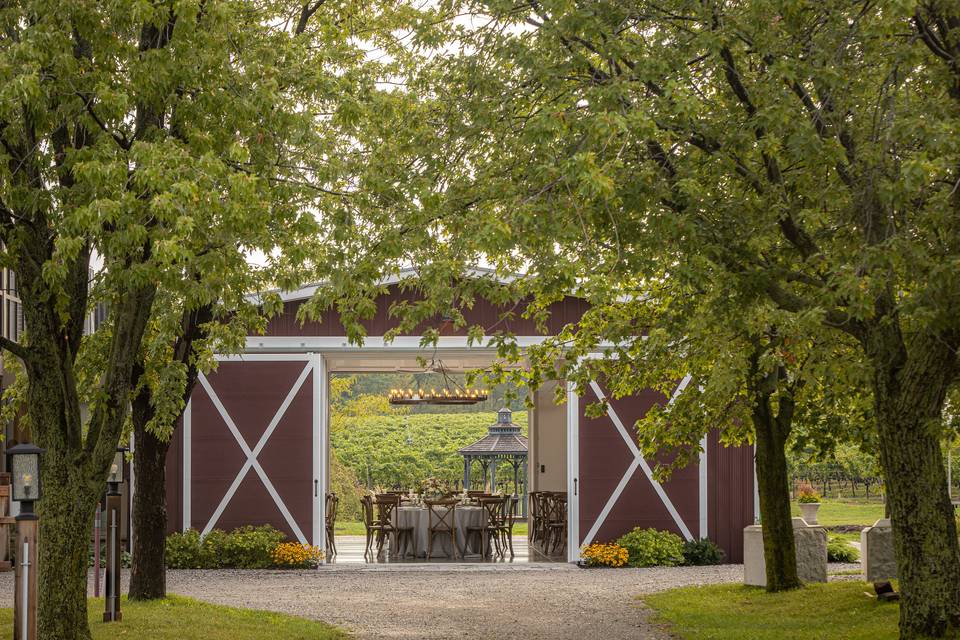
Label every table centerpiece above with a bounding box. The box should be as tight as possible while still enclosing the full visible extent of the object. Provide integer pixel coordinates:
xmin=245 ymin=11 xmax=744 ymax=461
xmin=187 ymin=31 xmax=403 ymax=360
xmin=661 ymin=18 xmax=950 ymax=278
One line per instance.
xmin=420 ymin=477 xmax=448 ymax=501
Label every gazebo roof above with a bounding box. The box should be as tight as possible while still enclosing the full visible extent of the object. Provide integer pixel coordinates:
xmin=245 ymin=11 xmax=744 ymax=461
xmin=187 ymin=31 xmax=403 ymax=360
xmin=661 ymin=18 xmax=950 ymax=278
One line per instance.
xmin=459 ymin=408 xmax=528 ymax=457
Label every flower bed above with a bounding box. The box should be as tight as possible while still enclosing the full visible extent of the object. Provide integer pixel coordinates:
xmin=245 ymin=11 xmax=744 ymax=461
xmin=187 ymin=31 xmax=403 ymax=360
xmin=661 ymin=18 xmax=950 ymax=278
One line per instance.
xmin=580 ymin=543 xmax=629 ymax=567
xmin=166 ymin=526 xmax=323 ymax=569
xmin=580 ymin=529 xmax=725 ymax=568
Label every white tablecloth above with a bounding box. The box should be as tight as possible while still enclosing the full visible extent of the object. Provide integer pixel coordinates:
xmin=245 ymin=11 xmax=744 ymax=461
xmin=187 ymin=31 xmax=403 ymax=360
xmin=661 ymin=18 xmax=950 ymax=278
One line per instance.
xmin=392 ymin=505 xmax=487 ymax=558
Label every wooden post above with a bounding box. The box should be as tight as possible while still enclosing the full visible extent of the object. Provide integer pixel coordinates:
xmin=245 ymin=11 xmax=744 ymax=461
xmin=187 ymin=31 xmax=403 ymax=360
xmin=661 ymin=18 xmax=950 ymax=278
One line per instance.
xmin=14 ymin=507 xmax=37 ymax=640
xmin=0 ymin=479 xmax=12 ymax=572
xmin=103 ymin=489 xmax=122 ymax=622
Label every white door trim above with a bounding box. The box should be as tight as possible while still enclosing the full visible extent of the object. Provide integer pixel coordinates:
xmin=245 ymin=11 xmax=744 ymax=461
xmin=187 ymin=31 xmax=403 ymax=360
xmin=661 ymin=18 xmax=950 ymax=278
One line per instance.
xmin=182 ymin=399 xmax=192 ymax=532
xmin=580 ymin=378 xmax=694 ymax=548
xmin=197 ymin=362 xmax=314 ymax=544
xmin=699 ymin=434 xmax=708 ymax=540
xmin=566 ymin=381 xmax=580 ymax=562
xmin=313 ymin=353 xmax=327 ymax=555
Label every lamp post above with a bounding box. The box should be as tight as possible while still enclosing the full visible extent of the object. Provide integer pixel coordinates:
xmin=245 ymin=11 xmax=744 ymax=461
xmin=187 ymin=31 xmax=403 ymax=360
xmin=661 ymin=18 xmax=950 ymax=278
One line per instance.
xmin=8 ymin=443 xmax=43 ymax=640
xmin=103 ymin=447 xmax=126 ymax=623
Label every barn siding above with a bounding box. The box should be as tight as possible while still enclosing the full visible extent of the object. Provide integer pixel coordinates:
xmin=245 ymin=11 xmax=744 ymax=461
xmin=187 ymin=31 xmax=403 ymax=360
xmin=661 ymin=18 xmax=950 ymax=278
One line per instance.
xmin=263 ymin=288 xmax=592 ymax=337
xmin=708 ymin=431 xmax=755 ymax=562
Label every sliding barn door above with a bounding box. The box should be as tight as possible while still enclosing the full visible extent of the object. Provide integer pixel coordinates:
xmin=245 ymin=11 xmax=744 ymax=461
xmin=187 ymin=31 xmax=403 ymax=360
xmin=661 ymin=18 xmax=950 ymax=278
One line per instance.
xmin=175 ymin=356 xmax=319 ymax=545
xmin=574 ymin=378 xmax=754 ymax=561
xmin=577 ymin=379 xmax=700 ymax=547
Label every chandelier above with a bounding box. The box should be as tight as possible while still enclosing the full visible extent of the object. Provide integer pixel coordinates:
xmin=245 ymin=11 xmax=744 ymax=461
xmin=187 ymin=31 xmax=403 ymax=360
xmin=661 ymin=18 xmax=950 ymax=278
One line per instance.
xmin=389 ymin=387 xmax=489 ymax=405
xmin=388 ymin=356 xmax=490 ymax=405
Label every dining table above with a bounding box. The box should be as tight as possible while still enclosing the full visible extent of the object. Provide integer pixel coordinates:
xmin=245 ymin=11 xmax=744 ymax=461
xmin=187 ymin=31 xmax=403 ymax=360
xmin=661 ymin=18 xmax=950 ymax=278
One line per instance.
xmin=391 ymin=503 xmax=488 ymax=558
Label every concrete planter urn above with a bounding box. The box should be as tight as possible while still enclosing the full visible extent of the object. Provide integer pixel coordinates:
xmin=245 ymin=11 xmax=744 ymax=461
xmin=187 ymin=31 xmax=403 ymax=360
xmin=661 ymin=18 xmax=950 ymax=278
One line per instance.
xmin=799 ymin=502 xmax=821 ymax=525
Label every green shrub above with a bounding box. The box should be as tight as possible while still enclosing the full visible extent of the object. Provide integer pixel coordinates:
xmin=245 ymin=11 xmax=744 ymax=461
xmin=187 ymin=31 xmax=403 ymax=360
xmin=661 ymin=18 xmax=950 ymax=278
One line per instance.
xmin=827 ymin=537 xmax=859 ymax=563
xmin=200 ymin=529 xmax=230 ymax=568
xmin=614 ymin=528 xmax=685 ymax=567
xmin=221 ymin=525 xmax=287 ymax=569
xmin=166 ymin=525 xmax=287 ymax=569
xmin=166 ymin=529 xmax=209 ymax=569
xmin=87 ymin=544 xmax=132 ymax=568
xmin=682 ymin=538 xmax=725 ymax=566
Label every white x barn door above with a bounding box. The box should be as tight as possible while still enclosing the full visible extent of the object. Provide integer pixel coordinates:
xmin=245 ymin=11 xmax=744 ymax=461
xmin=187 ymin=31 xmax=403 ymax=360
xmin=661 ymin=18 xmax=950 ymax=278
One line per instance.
xmin=576 ymin=376 xmax=703 ymax=549
xmin=181 ymin=354 xmax=324 ymax=547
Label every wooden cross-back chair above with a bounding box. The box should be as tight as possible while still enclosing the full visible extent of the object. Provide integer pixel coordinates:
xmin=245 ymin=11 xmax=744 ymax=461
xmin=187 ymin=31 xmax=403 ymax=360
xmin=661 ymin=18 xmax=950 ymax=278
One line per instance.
xmin=324 ymin=492 xmax=339 ymax=556
xmin=360 ymin=495 xmax=382 ymax=559
xmin=497 ymin=495 xmax=518 ymax=559
xmin=425 ymin=499 xmax=459 ymax=560
xmin=546 ymin=492 xmax=568 ymax=554
xmin=528 ymin=491 xmax=541 ymax=545
xmin=373 ymin=494 xmax=401 ymax=556
xmin=533 ymin=491 xmax=553 ymax=550
xmin=466 ymin=497 xmax=505 ymax=558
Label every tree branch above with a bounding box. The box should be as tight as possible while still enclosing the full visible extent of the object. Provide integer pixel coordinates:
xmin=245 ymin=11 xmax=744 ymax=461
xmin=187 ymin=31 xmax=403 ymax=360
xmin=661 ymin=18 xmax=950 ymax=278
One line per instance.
xmin=296 ymin=0 xmax=327 ymax=35
xmin=0 ymin=335 xmax=29 ymax=362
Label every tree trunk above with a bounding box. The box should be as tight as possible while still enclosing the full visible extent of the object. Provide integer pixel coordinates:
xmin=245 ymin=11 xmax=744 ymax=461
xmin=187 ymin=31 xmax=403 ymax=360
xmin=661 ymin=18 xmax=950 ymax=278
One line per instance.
xmin=25 ymin=348 xmax=100 ymax=640
xmin=753 ymin=391 xmax=802 ymax=592
xmin=37 ymin=462 xmax=99 ymax=640
xmin=869 ymin=330 xmax=960 ymax=638
xmin=129 ymin=399 xmax=170 ymax=600
xmin=128 ymin=303 xmax=211 ymax=600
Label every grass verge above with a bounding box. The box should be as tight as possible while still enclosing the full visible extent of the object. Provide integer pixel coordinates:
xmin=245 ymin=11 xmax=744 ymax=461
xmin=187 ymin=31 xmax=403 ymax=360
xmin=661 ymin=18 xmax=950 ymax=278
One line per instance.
xmin=790 ymin=498 xmax=885 ymax=527
xmin=0 ymin=594 xmax=348 ymax=640
xmin=644 ymin=582 xmax=899 ymax=640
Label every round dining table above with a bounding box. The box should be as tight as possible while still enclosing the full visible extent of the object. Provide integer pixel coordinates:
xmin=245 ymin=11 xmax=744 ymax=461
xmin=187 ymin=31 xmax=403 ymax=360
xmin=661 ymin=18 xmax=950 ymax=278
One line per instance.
xmin=391 ymin=504 xmax=487 ymax=558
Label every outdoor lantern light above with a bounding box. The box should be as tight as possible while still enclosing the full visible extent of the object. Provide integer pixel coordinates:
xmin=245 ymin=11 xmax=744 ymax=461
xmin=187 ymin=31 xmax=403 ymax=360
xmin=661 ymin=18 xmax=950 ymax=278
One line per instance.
xmin=8 ymin=442 xmax=43 ymax=640
xmin=103 ymin=446 xmax=127 ymax=623
xmin=7 ymin=443 xmax=44 ymax=504
xmin=107 ymin=447 xmax=127 ymax=487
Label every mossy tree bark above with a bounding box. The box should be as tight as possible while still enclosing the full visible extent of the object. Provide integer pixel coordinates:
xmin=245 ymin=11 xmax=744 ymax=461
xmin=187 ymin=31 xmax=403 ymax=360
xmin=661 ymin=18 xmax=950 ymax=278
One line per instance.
xmin=16 ymin=272 xmax=157 ymax=640
xmin=749 ymin=351 xmax=801 ymax=592
xmin=128 ymin=408 xmax=170 ymax=600
xmin=867 ymin=329 xmax=960 ymax=639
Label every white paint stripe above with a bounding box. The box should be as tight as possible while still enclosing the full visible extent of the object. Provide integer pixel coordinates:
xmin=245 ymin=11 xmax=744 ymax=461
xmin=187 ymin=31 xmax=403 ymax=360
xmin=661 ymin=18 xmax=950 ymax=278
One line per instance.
xmin=198 ymin=363 xmax=313 ymax=543
xmin=311 ymin=353 xmax=330 ymax=558
xmin=581 ymin=380 xmax=694 ymax=547
xmin=753 ymin=444 xmax=760 ymax=524
xmin=699 ymin=434 xmax=708 ymax=540
xmin=183 ymin=399 xmax=191 ymax=532
xmin=668 ymin=374 xmax=693 ymax=406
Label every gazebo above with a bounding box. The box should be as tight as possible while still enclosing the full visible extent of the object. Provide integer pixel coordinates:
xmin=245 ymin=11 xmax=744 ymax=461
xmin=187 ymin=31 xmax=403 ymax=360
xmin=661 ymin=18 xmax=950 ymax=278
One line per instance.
xmin=459 ymin=408 xmax=528 ymax=515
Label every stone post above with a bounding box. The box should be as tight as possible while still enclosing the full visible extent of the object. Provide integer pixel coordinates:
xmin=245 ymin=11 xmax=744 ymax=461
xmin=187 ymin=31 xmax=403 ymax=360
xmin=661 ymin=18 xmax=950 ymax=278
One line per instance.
xmin=744 ymin=517 xmax=827 ymax=586
xmin=861 ymin=518 xmax=897 ymax=582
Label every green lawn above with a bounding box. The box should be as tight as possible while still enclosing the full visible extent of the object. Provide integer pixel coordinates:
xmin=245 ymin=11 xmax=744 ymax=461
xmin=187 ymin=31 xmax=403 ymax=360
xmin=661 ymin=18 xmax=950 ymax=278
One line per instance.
xmin=644 ymin=582 xmax=900 ymax=640
xmin=335 ymin=520 xmax=528 ymax=536
xmin=791 ymin=498 xmax=885 ymax=527
xmin=0 ymin=595 xmax=347 ymax=640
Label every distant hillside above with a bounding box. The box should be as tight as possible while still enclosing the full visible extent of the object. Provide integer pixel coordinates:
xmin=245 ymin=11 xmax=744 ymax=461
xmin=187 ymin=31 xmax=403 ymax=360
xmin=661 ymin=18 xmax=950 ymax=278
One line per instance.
xmin=331 ymin=411 xmax=529 ymax=494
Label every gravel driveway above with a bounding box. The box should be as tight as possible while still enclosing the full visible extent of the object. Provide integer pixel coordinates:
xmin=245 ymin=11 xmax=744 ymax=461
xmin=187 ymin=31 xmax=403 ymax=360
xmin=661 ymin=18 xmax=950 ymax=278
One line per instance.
xmin=0 ymin=562 xmax=865 ymax=639
xmin=166 ymin=563 xmax=741 ymax=639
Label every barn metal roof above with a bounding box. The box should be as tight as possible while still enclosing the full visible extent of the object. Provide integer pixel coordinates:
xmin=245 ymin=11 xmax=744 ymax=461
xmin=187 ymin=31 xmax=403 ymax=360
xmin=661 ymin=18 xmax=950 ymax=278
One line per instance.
xmin=458 ymin=408 xmax=528 ymax=457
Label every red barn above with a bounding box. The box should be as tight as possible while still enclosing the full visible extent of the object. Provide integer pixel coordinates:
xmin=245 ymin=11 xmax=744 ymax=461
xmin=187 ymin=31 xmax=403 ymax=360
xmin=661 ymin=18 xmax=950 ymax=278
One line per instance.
xmin=165 ymin=269 xmax=755 ymax=562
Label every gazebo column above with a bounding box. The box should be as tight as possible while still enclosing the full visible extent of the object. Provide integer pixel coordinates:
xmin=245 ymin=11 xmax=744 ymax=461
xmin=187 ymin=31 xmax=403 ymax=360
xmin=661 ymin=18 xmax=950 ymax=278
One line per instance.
xmin=490 ymin=459 xmax=498 ymax=492
xmin=463 ymin=456 xmax=471 ymax=492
